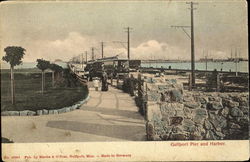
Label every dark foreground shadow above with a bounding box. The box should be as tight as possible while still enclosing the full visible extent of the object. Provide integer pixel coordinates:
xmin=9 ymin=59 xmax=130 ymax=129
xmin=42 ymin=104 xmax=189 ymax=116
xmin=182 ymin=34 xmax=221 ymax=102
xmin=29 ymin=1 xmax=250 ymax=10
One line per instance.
xmin=46 ymin=120 xmax=145 ymax=141
xmin=2 ymin=137 xmax=14 ymax=143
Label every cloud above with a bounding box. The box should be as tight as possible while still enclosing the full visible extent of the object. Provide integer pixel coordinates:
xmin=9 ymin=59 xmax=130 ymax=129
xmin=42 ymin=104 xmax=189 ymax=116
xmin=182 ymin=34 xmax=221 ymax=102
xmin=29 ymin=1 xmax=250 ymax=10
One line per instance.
xmin=1 ymin=32 xmax=240 ymax=63
xmin=131 ymin=40 xmax=189 ymax=60
xmin=22 ymin=32 xmax=98 ymax=62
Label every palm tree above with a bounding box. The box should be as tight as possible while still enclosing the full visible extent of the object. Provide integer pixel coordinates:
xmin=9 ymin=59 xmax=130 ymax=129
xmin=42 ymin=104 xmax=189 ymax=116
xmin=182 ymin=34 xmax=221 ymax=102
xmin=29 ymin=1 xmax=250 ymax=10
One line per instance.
xmin=2 ymin=46 xmax=26 ymax=104
xmin=36 ymin=59 xmax=50 ymax=94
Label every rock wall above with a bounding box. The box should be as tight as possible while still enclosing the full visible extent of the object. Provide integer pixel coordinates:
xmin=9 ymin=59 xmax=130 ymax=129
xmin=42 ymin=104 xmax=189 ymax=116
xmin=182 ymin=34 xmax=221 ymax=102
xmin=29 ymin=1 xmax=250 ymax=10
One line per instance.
xmin=144 ymin=76 xmax=249 ymax=140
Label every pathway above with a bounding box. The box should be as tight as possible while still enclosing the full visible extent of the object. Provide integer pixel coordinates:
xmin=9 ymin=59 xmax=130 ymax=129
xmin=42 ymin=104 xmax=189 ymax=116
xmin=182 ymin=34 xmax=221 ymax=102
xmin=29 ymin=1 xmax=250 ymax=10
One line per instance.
xmin=1 ymin=84 xmax=146 ymax=142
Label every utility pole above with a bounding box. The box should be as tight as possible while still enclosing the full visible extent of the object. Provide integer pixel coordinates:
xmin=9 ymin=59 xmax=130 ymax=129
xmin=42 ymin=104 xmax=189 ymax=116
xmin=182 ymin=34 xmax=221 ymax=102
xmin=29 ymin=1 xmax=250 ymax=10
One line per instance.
xmin=101 ymin=42 xmax=104 ymax=58
xmin=91 ymin=47 xmax=94 ymax=60
xmin=203 ymin=50 xmax=208 ymax=71
xmin=235 ymin=48 xmax=239 ymax=76
xmin=81 ymin=53 xmax=84 ymax=68
xmin=205 ymin=51 xmax=208 ymax=71
xmin=231 ymin=48 xmax=233 ymax=59
xmin=188 ymin=1 xmax=197 ymax=88
xmin=125 ymin=27 xmax=133 ymax=60
xmin=85 ymin=51 xmax=88 ymax=63
xmin=171 ymin=2 xmax=198 ymax=88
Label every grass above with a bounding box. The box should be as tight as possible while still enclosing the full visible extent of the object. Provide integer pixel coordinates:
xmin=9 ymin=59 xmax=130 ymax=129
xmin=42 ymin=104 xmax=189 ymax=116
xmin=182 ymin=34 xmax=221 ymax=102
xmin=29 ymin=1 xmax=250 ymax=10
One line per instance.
xmin=1 ymin=69 xmax=88 ymax=112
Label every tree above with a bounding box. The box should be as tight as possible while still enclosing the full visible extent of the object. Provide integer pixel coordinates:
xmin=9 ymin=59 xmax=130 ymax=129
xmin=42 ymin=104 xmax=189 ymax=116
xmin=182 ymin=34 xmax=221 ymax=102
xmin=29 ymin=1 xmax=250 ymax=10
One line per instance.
xmin=36 ymin=59 xmax=50 ymax=94
xmin=49 ymin=63 xmax=63 ymax=87
xmin=2 ymin=46 xmax=26 ymax=104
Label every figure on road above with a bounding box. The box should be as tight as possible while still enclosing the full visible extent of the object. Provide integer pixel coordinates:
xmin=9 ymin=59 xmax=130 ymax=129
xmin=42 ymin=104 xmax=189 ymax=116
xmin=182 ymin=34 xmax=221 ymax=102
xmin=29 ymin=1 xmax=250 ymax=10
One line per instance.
xmin=101 ymin=71 xmax=108 ymax=91
xmin=93 ymin=77 xmax=100 ymax=91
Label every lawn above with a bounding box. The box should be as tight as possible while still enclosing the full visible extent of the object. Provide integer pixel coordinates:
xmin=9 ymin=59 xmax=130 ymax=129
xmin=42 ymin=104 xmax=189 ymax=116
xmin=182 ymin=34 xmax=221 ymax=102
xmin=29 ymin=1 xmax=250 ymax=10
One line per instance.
xmin=1 ymin=69 xmax=88 ymax=112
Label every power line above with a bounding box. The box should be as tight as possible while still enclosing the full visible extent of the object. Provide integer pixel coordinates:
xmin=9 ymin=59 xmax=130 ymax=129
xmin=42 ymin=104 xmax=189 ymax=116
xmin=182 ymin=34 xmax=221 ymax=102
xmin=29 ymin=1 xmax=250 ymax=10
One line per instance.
xmin=112 ymin=41 xmax=127 ymax=49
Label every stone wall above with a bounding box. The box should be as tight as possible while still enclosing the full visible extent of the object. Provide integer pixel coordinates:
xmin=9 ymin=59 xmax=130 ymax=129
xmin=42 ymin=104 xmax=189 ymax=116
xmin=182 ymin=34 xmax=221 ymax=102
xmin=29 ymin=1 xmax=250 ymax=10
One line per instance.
xmin=144 ymin=76 xmax=249 ymax=140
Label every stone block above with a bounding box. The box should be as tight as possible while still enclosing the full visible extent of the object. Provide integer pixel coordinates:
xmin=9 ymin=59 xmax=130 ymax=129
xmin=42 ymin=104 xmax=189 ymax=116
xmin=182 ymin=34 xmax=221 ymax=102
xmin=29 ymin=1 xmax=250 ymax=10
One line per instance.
xmin=220 ymin=107 xmax=229 ymax=117
xmin=53 ymin=110 xmax=58 ymax=114
xmin=170 ymin=116 xmax=183 ymax=126
xmin=209 ymin=114 xmax=227 ymax=130
xmin=70 ymin=106 xmax=75 ymax=111
xmin=42 ymin=109 xmax=48 ymax=115
xmin=230 ymin=107 xmax=243 ymax=117
xmin=205 ymin=130 xmax=219 ymax=140
xmin=182 ymin=118 xmax=196 ymax=132
xmin=204 ymin=119 xmax=213 ymax=130
xmin=193 ymin=108 xmax=208 ymax=124
xmin=195 ymin=96 xmax=208 ymax=104
xmin=160 ymin=103 xmax=182 ymax=117
xmin=19 ymin=110 xmax=35 ymax=116
xmin=147 ymin=91 xmax=161 ymax=102
xmin=57 ymin=108 xmax=65 ymax=114
xmin=208 ymin=96 xmax=221 ymax=102
xmin=146 ymin=77 xmax=156 ymax=83
xmin=146 ymin=122 xmax=155 ymax=140
xmin=175 ymin=109 xmax=185 ymax=117
xmin=1 ymin=111 xmax=19 ymax=116
xmin=19 ymin=111 xmax=28 ymax=116
xmin=222 ymin=98 xmax=239 ymax=108
xmin=157 ymin=84 xmax=168 ymax=91
xmin=228 ymin=122 xmax=241 ymax=129
xmin=183 ymin=107 xmax=193 ymax=119
xmin=214 ymin=130 xmax=225 ymax=139
xmin=239 ymin=106 xmax=249 ymax=114
xmin=49 ymin=110 xmax=54 ymax=114
xmin=36 ymin=110 xmax=43 ymax=116
xmin=65 ymin=107 xmax=71 ymax=112
xmin=184 ymin=101 xmax=200 ymax=109
xmin=207 ymin=101 xmax=223 ymax=110
xmin=169 ymin=133 xmax=187 ymax=140
xmin=170 ymin=89 xmax=183 ymax=102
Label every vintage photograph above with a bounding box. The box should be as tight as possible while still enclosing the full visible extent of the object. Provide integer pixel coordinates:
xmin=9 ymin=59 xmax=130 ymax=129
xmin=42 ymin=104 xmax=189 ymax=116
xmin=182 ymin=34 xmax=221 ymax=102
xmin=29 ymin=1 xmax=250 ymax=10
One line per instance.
xmin=1 ymin=0 xmax=249 ymax=161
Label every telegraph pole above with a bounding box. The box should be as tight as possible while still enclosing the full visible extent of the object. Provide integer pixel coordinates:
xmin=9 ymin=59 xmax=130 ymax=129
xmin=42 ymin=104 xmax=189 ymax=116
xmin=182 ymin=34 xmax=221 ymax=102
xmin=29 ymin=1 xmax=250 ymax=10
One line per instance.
xmin=125 ymin=27 xmax=132 ymax=60
xmin=205 ymin=51 xmax=208 ymax=71
xmin=81 ymin=53 xmax=84 ymax=68
xmin=101 ymin=42 xmax=104 ymax=58
xmin=171 ymin=2 xmax=198 ymax=88
xmin=91 ymin=47 xmax=94 ymax=60
xmin=85 ymin=51 xmax=88 ymax=63
xmin=235 ymin=48 xmax=238 ymax=76
xmin=187 ymin=1 xmax=197 ymax=88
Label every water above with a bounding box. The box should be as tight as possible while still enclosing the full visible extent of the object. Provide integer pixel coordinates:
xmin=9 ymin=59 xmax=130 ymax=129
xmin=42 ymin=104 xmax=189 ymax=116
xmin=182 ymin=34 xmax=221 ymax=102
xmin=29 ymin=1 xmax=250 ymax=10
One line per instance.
xmin=0 ymin=61 xmax=248 ymax=73
xmin=0 ymin=61 xmax=68 ymax=69
xmin=142 ymin=61 xmax=249 ymax=73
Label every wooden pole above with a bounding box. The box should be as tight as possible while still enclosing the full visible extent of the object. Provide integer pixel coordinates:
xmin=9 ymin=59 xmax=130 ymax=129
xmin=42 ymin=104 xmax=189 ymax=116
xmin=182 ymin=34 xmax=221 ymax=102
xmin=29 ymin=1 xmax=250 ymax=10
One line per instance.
xmin=10 ymin=66 xmax=15 ymax=104
xmin=190 ymin=2 xmax=195 ymax=87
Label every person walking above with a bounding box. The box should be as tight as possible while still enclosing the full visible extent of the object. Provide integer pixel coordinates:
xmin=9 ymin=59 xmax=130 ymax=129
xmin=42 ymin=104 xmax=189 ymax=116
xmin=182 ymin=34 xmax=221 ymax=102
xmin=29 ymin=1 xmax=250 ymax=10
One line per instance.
xmin=101 ymin=71 xmax=108 ymax=91
xmin=93 ymin=77 xmax=100 ymax=91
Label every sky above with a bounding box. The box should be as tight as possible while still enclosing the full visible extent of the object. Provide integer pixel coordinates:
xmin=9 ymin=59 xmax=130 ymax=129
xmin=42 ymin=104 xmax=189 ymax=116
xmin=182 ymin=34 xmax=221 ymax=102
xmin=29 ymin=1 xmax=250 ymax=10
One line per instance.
xmin=0 ymin=0 xmax=248 ymax=62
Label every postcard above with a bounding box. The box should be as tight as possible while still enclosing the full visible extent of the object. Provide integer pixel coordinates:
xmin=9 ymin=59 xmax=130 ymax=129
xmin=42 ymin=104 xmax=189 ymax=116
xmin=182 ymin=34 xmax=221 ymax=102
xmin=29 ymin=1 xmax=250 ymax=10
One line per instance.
xmin=1 ymin=0 xmax=249 ymax=161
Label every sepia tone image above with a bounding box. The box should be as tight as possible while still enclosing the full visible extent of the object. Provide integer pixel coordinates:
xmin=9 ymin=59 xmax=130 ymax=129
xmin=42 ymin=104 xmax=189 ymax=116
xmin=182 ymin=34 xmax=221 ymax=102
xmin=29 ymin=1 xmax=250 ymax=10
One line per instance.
xmin=1 ymin=0 xmax=248 ymax=146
